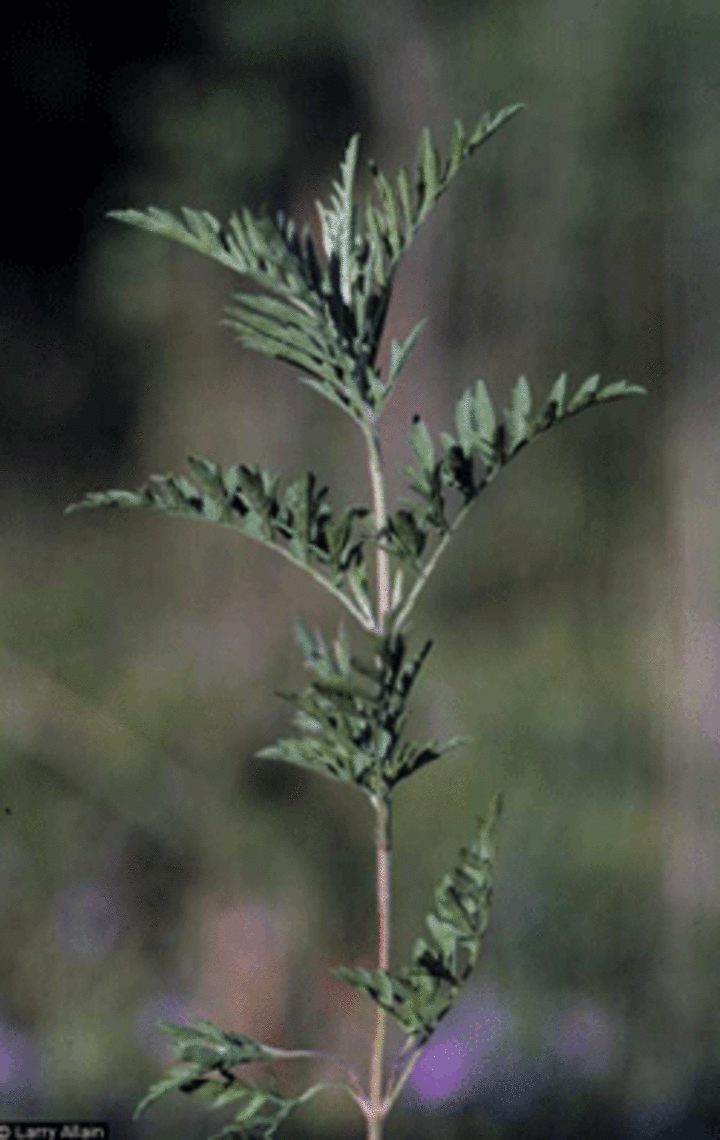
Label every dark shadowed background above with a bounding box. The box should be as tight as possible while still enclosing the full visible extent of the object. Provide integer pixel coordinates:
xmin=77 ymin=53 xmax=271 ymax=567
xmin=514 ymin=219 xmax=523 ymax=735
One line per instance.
xmin=1 ymin=1 xmax=718 ymax=1138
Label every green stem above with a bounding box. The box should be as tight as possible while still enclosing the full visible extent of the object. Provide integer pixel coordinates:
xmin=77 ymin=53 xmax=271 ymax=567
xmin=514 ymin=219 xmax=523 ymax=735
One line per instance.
xmin=361 ymin=421 xmax=390 ymax=635
xmin=360 ymin=411 xmax=393 ymax=1139
xmin=390 ymin=496 xmax=474 ymax=635
xmin=258 ymin=535 xmax=376 ymax=632
xmin=262 ymin=1047 xmax=367 ymax=1102
xmin=382 ymin=1037 xmax=427 ymax=1113
xmin=390 ymin=458 xmax=509 ymax=635
xmin=366 ymin=792 xmax=392 ymax=1138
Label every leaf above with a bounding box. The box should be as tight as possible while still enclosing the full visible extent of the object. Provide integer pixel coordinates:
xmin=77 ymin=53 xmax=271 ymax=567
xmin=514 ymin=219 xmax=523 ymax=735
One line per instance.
xmin=566 ymin=373 xmax=601 ymax=413
xmin=417 ymin=127 xmax=441 ymax=219
xmin=468 ymin=103 xmax=525 ymax=150
xmin=347 ymin=563 xmax=376 ymax=627
xmin=107 ymin=206 xmax=232 ymax=267
xmin=377 ymin=508 xmax=428 ymax=567
xmin=133 ymin=1019 xmax=311 ymax=1139
xmin=257 ymin=627 xmax=440 ymax=800
xmin=472 ymin=380 xmax=496 ymax=443
xmin=331 ymin=793 xmax=502 ymax=1044
xmin=315 ymin=132 xmax=360 ymax=305
xmin=597 ymin=379 xmax=647 ymax=401
xmin=408 ymin=415 xmax=435 ymax=474
xmin=293 ymin=617 xmax=317 ymax=665
xmin=331 ymin=964 xmax=437 ymax=1037
xmin=505 ymin=374 xmax=532 ymax=455
xmin=221 ymin=292 xmax=347 ymax=396
xmin=293 ymin=370 xmax=365 ymax=424
xmin=390 ymin=568 xmax=404 ymax=613
xmin=323 ymin=503 xmax=370 ymax=579
xmin=374 ymin=168 xmax=403 ymax=260
xmin=384 ymin=733 xmax=473 ymax=789
xmin=396 ymin=165 xmax=414 ymax=237
xmin=403 ymin=461 xmax=433 ymax=500
xmin=454 ymin=379 xmax=496 ymax=464
xmin=545 ymin=372 xmax=567 ymax=421
xmin=362 ymin=103 xmax=524 ymax=291
xmin=65 ymin=458 xmax=375 ymax=633
xmin=444 ymin=118 xmax=467 ymax=182
xmin=110 ymin=200 xmax=379 ymax=426
xmin=185 ymin=456 xmax=236 ymax=523
xmin=64 ymin=489 xmax=149 ymax=515
xmin=332 ymin=620 xmax=351 ymax=675
xmin=387 ymin=318 xmax=427 ymax=389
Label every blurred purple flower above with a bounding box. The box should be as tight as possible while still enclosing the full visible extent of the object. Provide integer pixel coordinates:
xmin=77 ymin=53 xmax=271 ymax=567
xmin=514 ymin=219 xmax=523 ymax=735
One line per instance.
xmin=401 ymin=984 xmax=518 ymax=1112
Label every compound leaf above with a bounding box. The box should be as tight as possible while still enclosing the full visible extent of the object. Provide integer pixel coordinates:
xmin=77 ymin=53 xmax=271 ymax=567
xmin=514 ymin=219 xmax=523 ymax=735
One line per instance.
xmin=134 ymin=1019 xmax=313 ymax=1140
xmin=392 ymin=368 xmax=646 ymax=603
xmin=332 ymin=794 xmax=502 ymax=1044
xmin=65 ymin=458 xmax=377 ymax=630
xmin=364 ymin=103 xmax=524 ymax=289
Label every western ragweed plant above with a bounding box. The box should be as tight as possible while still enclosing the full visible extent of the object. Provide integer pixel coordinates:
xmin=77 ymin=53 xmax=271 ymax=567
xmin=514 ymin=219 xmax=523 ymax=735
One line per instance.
xmin=65 ymin=101 xmax=646 ymax=1139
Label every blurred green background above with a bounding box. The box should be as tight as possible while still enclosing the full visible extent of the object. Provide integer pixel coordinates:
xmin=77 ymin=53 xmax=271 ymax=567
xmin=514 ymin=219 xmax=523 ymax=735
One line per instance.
xmin=1 ymin=0 xmax=717 ymax=1137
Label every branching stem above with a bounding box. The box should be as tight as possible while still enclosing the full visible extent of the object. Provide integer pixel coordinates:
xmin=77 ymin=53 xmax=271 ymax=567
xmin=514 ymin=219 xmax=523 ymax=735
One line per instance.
xmin=263 ymin=1047 xmax=367 ymax=1102
xmin=390 ymin=465 xmax=504 ymax=635
xmin=253 ymin=534 xmax=376 ymax=632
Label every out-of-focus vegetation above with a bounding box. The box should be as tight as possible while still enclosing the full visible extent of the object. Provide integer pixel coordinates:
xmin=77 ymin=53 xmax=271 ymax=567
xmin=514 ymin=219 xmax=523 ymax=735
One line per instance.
xmin=1 ymin=0 xmax=718 ymax=1137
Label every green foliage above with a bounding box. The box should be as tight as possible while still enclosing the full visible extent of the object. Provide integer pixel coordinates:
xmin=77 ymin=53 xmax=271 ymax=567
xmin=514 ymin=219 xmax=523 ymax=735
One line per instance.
xmin=63 ymin=368 xmax=646 ymax=637
xmin=256 ymin=619 xmax=472 ymax=798
xmin=65 ymin=101 xmax=648 ymax=1138
xmin=102 ymin=105 xmax=523 ymax=428
xmin=133 ymin=1020 xmax=329 ymax=1139
xmin=333 ymin=794 xmax=501 ymax=1046
xmin=65 ymin=105 xmax=644 ymax=643
xmin=65 ymin=458 xmax=375 ymax=626
xmin=377 ymin=372 xmax=646 ymax=555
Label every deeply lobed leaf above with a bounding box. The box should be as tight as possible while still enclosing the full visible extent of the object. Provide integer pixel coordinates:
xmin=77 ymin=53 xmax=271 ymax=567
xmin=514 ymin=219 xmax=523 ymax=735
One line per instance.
xmin=333 ymin=794 xmax=502 ymax=1044
xmin=386 ymin=372 xmax=647 ymax=589
xmin=134 ymin=1020 xmax=311 ymax=1139
xmin=257 ymin=622 xmax=468 ymax=797
xmin=106 ymin=105 xmax=524 ymax=430
xmin=65 ymin=457 xmax=373 ymax=600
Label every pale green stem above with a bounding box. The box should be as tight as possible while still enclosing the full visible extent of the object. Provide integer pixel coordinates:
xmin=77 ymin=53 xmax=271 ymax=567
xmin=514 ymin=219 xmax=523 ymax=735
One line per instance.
xmin=390 ymin=494 xmax=476 ymax=636
xmin=382 ymin=1037 xmax=427 ymax=1113
xmin=360 ymin=414 xmax=393 ymax=1139
xmin=294 ymin=1078 xmax=371 ymax=1116
xmin=262 ymin=1047 xmax=367 ymax=1103
xmin=251 ymin=533 xmax=376 ymax=632
xmin=366 ymin=792 xmax=392 ymax=1138
xmin=361 ymin=421 xmax=390 ymax=635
